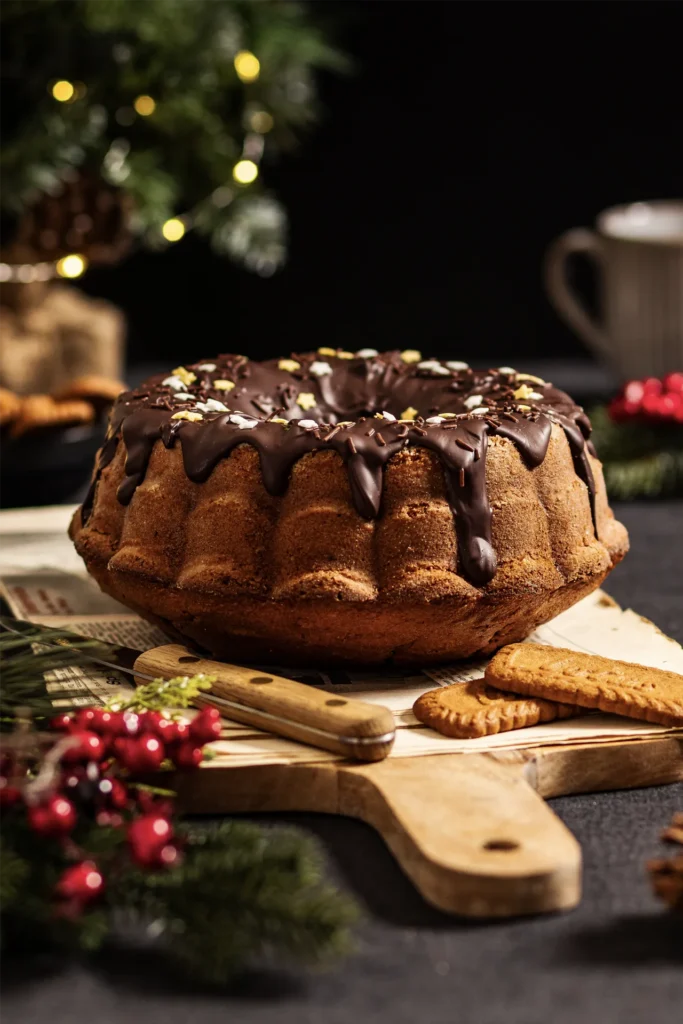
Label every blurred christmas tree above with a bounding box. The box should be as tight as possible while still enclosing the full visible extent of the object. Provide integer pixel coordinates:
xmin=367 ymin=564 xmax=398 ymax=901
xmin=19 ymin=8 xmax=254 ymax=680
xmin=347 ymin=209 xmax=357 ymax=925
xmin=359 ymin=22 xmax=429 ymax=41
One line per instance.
xmin=1 ymin=0 xmax=347 ymax=278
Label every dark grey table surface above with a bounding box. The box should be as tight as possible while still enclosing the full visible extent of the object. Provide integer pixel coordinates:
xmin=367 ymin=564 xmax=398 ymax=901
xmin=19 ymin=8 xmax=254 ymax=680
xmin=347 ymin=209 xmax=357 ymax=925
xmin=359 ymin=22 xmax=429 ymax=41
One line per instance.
xmin=3 ymin=502 xmax=682 ymax=1024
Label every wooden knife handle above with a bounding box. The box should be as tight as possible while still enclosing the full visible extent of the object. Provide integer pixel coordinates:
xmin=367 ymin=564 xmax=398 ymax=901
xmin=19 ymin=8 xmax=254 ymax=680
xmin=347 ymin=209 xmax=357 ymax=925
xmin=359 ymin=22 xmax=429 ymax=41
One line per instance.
xmin=133 ymin=644 xmax=396 ymax=762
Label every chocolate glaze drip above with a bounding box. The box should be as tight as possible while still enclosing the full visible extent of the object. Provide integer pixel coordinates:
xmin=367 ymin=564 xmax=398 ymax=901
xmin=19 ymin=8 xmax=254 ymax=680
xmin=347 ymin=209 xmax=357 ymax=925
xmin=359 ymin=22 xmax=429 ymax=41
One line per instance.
xmin=82 ymin=352 xmax=598 ymax=586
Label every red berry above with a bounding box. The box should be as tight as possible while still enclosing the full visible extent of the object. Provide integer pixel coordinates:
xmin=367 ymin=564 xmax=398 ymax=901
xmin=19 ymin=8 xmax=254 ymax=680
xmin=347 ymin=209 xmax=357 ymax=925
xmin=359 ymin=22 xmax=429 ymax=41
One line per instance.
xmin=0 ymin=777 xmax=22 ymax=807
xmin=113 ymin=736 xmax=165 ymax=773
xmin=55 ymin=860 xmax=104 ymax=902
xmin=28 ymin=794 xmax=77 ymax=836
xmin=663 ymin=371 xmax=683 ymax=394
xmin=98 ymin=776 xmax=129 ymax=809
xmin=96 ymin=810 xmax=123 ymax=827
xmin=623 ymin=380 xmax=645 ymax=404
xmin=642 ymin=376 xmax=663 ymax=395
xmin=128 ymin=813 xmax=173 ymax=867
xmin=172 ymin=742 xmax=204 ymax=770
xmin=139 ymin=711 xmax=164 ymax=733
xmin=50 ymin=713 xmax=75 ymax=732
xmin=189 ymin=707 xmax=222 ymax=744
xmin=61 ymin=730 xmax=105 ymax=764
xmin=121 ymin=712 xmax=141 ymax=737
xmin=641 ymin=392 xmax=664 ymax=418
xmin=76 ymin=708 xmax=122 ymax=734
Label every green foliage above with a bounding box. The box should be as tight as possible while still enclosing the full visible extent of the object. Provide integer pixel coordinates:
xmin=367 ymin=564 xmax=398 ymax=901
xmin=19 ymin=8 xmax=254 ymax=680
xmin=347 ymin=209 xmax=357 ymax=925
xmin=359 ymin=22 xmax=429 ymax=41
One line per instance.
xmin=106 ymin=674 xmax=216 ymax=713
xmin=0 ymin=809 xmax=357 ymax=979
xmin=114 ymin=821 xmax=357 ymax=981
xmin=0 ymin=624 xmax=357 ymax=978
xmin=1 ymin=0 xmax=348 ymax=270
xmin=590 ymin=406 xmax=683 ymax=500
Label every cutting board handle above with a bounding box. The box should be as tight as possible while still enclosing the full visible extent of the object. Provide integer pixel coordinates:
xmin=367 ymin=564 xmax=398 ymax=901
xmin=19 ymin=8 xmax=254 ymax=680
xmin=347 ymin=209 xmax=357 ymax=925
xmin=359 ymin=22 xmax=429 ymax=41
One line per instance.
xmin=339 ymin=753 xmax=582 ymax=916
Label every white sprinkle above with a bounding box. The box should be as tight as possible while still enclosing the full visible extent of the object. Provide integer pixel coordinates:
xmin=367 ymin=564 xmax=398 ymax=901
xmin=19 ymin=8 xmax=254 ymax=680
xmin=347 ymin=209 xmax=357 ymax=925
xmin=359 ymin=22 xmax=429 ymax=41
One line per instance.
xmin=356 ymin=348 xmax=379 ymax=358
xmin=528 ymin=391 xmax=543 ymax=401
xmin=228 ymin=414 xmax=257 ymax=429
xmin=173 ymin=392 xmax=195 ymax=402
xmin=426 ymin=416 xmax=444 ymax=424
xmin=308 ymin=360 xmax=333 ymax=377
xmin=297 ymin=419 xmax=319 ymax=429
xmin=417 ymin=360 xmax=450 ymax=376
xmin=472 ymin=407 xmax=490 ymax=415
xmin=196 ymin=363 xmax=217 ymax=372
xmin=498 ymin=366 xmax=517 ymax=374
xmin=196 ymin=399 xmax=229 ymax=413
xmin=464 ymin=394 xmax=483 ymax=409
xmin=446 ymin=361 xmax=470 ymax=371
xmin=378 ymin=411 xmax=396 ymax=422
xmin=162 ymin=375 xmax=185 ymax=390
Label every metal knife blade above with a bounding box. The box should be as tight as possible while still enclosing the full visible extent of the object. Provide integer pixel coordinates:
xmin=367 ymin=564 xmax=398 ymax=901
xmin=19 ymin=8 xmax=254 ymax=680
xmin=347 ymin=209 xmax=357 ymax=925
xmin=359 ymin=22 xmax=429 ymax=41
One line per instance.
xmin=0 ymin=616 xmax=157 ymax=680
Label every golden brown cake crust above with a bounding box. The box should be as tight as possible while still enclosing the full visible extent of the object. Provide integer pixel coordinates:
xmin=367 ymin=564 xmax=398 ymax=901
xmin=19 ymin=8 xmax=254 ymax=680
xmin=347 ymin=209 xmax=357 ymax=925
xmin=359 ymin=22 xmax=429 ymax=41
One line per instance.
xmin=70 ymin=353 xmax=629 ymax=665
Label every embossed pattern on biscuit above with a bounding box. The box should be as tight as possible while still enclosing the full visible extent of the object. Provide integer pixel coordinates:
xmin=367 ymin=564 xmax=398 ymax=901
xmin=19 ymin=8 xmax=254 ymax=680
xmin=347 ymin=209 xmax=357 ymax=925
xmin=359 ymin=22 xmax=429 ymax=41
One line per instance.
xmin=413 ymin=677 xmax=581 ymax=739
xmin=486 ymin=644 xmax=683 ymax=728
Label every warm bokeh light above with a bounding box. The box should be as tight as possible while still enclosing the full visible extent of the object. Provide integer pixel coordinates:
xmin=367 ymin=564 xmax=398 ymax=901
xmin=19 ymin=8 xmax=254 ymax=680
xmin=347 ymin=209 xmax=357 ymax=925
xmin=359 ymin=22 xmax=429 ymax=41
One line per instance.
xmin=56 ymin=254 xmax=87 ymax=278
xmin=232 ymin=159 xmax=258 ymax=184
xmin=234 ymin=51 xmax=260 ymax=82
xmin=161 ymin=218 xmax=186 ymax=242
xmin=134 ymin=94 xmax=156 ymax=116
xmin=249 ymin=110 xmax=273 ymax=133
xmin=52 ymin=80 xmax=75 ymax=102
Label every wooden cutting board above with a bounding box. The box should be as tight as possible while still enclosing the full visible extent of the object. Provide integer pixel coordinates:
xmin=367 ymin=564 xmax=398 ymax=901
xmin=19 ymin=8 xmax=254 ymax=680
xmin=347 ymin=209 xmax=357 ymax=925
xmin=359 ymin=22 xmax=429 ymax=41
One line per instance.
xmin=149 ymin=593 xmax=683 ymax=919
xmin=169 ymin=729 xmax=683 ymax=919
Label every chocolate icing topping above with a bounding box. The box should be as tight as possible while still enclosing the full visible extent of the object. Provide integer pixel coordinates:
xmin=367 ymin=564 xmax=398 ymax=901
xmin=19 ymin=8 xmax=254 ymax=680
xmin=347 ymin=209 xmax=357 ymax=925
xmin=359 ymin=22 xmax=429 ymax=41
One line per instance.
xmin=82 ymin=351 xmax=597 ymax=586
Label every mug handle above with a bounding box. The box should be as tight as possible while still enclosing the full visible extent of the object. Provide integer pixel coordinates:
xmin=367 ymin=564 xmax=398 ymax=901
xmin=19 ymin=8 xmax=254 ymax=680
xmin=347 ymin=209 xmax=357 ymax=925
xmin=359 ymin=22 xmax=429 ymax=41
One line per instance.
xmin=544 ymin=228 xmax=611 ymax=362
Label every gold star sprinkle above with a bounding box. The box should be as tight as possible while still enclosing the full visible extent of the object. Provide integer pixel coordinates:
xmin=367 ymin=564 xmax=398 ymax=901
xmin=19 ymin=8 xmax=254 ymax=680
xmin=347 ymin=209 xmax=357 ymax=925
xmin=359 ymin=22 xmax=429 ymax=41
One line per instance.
xmin=171 ymin=410 xmax=203 ymax=422
xmin=296 ymin=392 xmax=317 ymax=411
xmin=400 ymin=406 xmax=419 ymax=420
xmin=317 ymin=347 xmax=337 ymax=357
xmin=516 ymin=373 xmax=546 ymax=385
xmin=400 ymin=350 xmax=422 ymax=364
xmin=513 ymin=384 xmax=536 ymax=401
xmin=278 ymin=359 xmax=301 ymax=372
xmin=213 ymin=380 xmax=235 ymax=391
xmin=337 ymin=351 xmax=355 ymax=359
xmin=172 ymin=366 xmax=197 ymax=387
xmin=271 ymin=416 xmax=289 ymax=425
xmin=517 ymin=404 xmax=531 ymax=412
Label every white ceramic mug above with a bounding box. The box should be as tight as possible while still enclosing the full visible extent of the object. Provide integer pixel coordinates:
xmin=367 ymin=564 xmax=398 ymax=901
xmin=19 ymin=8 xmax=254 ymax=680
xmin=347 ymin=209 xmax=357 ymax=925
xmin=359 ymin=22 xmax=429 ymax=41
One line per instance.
xmin=545 ymin=200 xmax=683 ymax=380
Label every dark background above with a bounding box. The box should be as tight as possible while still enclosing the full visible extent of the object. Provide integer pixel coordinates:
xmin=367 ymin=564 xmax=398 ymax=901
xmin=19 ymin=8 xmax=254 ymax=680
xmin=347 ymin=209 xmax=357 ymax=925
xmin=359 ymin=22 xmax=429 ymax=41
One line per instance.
xmin=77 ymin=1 xmax=683 ymax=369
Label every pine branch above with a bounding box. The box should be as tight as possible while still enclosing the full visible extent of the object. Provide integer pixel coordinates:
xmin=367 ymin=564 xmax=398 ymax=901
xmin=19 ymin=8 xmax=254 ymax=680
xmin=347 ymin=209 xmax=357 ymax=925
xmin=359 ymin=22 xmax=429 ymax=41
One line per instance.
xmin=590 ymin=405 xmax=683 ymax=499
xmin=1 ymin=0 xmax=348 ymax=269
xmin=112 ymin=821 xmax=357 ymax=981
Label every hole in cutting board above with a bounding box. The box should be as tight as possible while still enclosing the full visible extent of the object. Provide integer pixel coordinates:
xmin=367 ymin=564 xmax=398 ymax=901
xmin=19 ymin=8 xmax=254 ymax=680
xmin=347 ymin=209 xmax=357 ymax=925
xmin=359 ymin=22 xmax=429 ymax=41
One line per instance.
xmin=178 ymin=655 xmax=201 ymax=663
xmin=250 ymin=676 xmax=273 ymax=685
xmin=326 ymin=698 xmax=347 ymax=707
xmin=484 ymin=839 xmax=519 ymax=852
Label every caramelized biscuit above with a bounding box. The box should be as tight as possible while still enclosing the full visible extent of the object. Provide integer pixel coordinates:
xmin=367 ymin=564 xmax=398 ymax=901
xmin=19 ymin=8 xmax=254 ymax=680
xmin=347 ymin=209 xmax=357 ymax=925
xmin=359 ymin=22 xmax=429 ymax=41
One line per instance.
xmin=413 ymin=677 xmax=581 ymax=739
xmin=486 ymin=644 xmax=683 ymax=728
xmin=0 ymin=388 xmax=23 ymax=427
xmin=53 ymin=374 xmax=126 ymax=405
xmin=11 ymin=395 xmax=95 ymax=438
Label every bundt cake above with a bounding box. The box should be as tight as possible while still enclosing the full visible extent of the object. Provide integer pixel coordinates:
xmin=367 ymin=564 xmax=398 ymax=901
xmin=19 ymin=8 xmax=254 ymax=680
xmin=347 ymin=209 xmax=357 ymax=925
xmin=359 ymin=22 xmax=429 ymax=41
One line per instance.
xmin=70 ymin=350 xmax=628 ymax=665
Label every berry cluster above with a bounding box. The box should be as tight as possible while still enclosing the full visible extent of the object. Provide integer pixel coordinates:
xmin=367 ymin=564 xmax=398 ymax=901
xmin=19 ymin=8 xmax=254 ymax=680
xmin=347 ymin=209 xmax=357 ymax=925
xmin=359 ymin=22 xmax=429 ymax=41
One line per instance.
xmin=609 ymin=372 xmax=683 ymax=425
xmin=0 ymin=704 xmax=222 ymax=913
